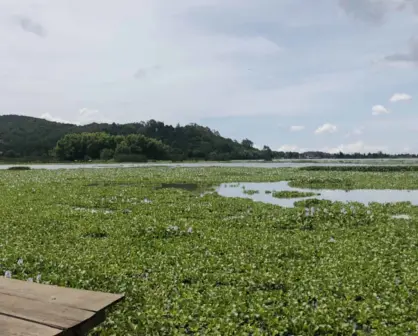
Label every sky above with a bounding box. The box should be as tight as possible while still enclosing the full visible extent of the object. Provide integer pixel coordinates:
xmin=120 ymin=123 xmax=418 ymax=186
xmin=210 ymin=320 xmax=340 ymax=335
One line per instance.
xmin=0 ymin=0 xmax=417 ymax=153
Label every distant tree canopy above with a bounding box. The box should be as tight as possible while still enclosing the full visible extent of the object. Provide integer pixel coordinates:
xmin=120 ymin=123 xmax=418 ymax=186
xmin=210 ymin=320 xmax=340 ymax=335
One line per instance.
xmin=262 ymin=145 xmax=273 ymax=161
xmin=54 ymin=133 xmax=171 ymax=161
xmin=241 ymin=139 xmax=254 ymax=149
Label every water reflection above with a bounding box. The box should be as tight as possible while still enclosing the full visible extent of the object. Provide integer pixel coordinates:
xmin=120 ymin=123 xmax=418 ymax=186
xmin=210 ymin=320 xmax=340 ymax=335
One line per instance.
xmin=216 ymin=181 xmax=418 ymax=207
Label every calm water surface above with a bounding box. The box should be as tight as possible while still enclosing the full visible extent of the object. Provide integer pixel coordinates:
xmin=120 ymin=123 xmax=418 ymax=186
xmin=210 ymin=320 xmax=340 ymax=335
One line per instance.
xmin=0 ymin=161 xmax=374 ymax=170
xmin=217 ymin=181 xmax=418 ymax=207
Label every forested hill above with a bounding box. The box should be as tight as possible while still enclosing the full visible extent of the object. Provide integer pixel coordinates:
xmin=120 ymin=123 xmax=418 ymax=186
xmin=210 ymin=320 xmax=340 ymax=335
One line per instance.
xmin=0 ymin=115 xmax=266 ymax=161
xmin=1 ymin=115 xmax=416 ymax=162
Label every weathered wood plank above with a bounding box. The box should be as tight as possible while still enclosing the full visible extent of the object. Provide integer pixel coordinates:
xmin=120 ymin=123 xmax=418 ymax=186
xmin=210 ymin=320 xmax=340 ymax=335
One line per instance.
xmin=63 ymin=309 xmax=106 ymax=336
xmin=0 ymin=292 xmax=94 ymax=330
xmin=0 ymin=314 xmax=62 ymax=336
xmin=0 ymin=277 xmax=124 ymax=312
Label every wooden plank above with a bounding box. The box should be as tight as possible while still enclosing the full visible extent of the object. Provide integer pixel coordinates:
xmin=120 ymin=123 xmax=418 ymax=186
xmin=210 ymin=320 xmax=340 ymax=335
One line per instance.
xmin=0 ymin=314 xmax=62 ymax=336
xmin=0 ymin=277 xmax=124 ymax=312
xmin=63 ymin=309 xmax=106 ymax=336
xmin=0 ymin=292 xmax=94 ymax=330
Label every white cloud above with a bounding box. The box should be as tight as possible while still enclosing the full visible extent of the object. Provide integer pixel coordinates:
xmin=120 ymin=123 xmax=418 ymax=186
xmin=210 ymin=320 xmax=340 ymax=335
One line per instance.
xmin=372 ymin=105 xmax=390 ymax=115
xmin=278 ymin=144 xmax=300 ymax=152
xmin=389 ymin=93 xmax=412 ymax=102
xmin=289 ymin=125 xmax=305 ymax=132
xmin=326 ymin=141 xmax=387 ymax=154
xmin=314 ymin=123 xmax=337 ymax=134
xmin=40 ymin=108 xmax=110 ymax=125
xmin=40 ymin=113 xmax=72 ymax=124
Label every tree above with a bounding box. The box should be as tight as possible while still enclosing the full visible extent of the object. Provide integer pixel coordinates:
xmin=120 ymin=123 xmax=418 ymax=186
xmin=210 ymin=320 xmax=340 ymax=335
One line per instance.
xmin=100 ymin=148 xmax=114 ymax=161
xmin=241 ymin=139 xmax=254 ymax=149
xmin=4 ymin=149 xmax=19 ymax=158
xmin=262 ymin=145 xmax=273 ymax=161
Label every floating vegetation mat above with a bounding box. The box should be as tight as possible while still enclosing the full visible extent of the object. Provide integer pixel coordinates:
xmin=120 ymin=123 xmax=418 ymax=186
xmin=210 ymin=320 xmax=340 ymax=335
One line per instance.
xmin=0 ymin=167 xmax=418 ymax=334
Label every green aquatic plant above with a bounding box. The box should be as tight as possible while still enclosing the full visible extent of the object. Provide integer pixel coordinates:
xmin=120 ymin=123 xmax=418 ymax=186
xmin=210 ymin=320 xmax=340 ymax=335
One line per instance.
xmin=7 ymin=166 xmax=31 ymax=171
xmin=301 ymin=165 xmax=418 ymax=172
xmin=272 ymin=190 xmax=319 ymax=198
xmin=243 ymin=189 xmax=259 ymax=195
xmin=0 ymin=167 xmax=417 ymax=334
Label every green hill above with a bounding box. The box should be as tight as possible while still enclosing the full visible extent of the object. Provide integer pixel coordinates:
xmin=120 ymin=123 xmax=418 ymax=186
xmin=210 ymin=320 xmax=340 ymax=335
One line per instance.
xmin=0 ymin=115 xmax=265 ymax=161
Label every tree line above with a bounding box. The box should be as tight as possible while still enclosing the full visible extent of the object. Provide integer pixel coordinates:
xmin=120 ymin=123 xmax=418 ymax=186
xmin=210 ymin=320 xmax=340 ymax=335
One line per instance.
xmin=0 ymin=115 xmax=416 ymax=162
xmin=54 ymin=132 xmax=274 ymax=162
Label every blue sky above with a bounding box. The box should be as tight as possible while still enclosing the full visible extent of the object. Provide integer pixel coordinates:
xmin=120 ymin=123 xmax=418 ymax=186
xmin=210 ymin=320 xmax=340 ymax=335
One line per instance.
xmin=0 ymin=0 xmax=417 ymax=153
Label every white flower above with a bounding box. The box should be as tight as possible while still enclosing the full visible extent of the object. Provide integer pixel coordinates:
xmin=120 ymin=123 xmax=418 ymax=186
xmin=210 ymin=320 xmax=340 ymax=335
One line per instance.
xmin=187 ymin=227 xmax=193 ymax=234
xmin=17 ymin=258 xmax=23 ymax=266
xmin=329 ymin=237 xmax=336 ymax=243
xmin=27 ymin=278 xmax=33 ymax=282
xmin=36 ymin=274 xmax=42 ymax=283
xmin=4 ymin=270 xmax=12 ymax=278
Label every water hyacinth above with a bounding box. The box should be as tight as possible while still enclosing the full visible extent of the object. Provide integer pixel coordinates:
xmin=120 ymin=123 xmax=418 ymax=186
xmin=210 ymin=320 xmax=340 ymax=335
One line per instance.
xmin=4 ymin=270 xmax=12 ymax=278
xmin=17 ymin=258 xmax=23 ymax=266
xmin=1 ymin=165 xmax=418 ymax=334
xmin=27 ymin=277 xmax=33 ymax=282
xmin=304 ymin=207 xmax=316 ymax=217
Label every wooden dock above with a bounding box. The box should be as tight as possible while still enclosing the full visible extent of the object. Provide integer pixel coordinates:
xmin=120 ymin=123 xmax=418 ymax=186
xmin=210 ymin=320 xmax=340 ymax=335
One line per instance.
xmin=0 ymin=277 xmax=124 ymax=335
